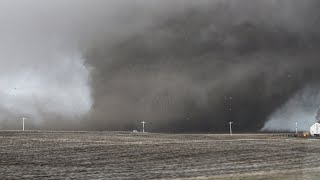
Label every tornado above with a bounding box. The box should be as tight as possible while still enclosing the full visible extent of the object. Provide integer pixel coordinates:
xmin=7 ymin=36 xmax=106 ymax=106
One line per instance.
xmin=84 ymin=1 xmax=320 ymax=132
xmin=1 ymin=0 xmax=320 ymax=132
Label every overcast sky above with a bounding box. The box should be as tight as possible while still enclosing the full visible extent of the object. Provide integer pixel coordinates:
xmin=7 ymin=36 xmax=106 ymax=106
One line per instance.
xmin=0 ymin=0 xmax=94 ymax=123
xmin=1 ymin=0 xmax=320 ymax=131
xmin=0 ymin=0 xmax=206 ymax=124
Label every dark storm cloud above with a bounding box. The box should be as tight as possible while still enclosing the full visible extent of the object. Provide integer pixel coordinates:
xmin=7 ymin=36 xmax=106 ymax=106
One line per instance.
xmin=2 ymin=0 xmax=320 ymax=132
xmin=84 ymin=0 xmax=320 ymax=132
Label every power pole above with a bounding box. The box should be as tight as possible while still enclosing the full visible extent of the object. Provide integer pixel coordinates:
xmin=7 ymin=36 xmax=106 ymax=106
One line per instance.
xmin=141 ymin=121 xmax=146 ymax=133
xmin=22 ymin=117 xmax=26 ymax=131
xmin=229 ymin=121 xmax=233 ymax=136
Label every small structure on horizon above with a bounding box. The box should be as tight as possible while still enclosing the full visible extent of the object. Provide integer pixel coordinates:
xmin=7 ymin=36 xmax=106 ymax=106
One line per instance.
xmin=310 ymin=109 xmax=320 ymax=136
xmin=310 ymin=122 xmax=320 ymax=136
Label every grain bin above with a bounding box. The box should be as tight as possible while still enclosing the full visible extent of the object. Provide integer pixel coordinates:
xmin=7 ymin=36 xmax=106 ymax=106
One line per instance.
xmin=310 ymin=122 xmax=320 ymax=136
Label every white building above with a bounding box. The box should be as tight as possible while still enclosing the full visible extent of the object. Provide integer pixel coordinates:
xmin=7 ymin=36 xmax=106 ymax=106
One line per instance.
xmin=310 ymin=122 xmax=320 ymax=136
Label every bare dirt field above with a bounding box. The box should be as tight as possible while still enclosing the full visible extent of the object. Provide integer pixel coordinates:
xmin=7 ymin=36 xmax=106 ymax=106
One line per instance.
xmin=0 ymin=131 xmax=320 ymax=179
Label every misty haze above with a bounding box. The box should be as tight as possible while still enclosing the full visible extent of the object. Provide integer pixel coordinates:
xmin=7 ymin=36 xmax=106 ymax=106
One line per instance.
xmin=1 ymin=1 xmax=320 ymax=179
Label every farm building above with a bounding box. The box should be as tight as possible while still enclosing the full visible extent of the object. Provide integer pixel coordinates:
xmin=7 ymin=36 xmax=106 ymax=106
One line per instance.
xmin=310 ymin=122 xmax=320 ymax=136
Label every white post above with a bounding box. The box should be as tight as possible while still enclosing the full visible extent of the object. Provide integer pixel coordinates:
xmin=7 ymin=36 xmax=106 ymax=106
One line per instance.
xmin=229 ymin=122 xmax=233 ymax=136
xmin=295 ymin=122 xmax=298 ymax=134
xmin=141 ymin=121 xmax=146 ymax=133
xmin=22 ymin=117 xmax=26 ymax=131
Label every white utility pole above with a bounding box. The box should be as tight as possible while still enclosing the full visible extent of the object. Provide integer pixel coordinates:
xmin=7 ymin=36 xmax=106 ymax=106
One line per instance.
xmin=295 ymin=122 xmax=298 ymax=134
xmin=141 ymin=121 xmax=146 ymax=133
xmin=229 ymin=121 xmax=233 ymax=136
xmin=22 ymin=117 xmax=26 ymax=131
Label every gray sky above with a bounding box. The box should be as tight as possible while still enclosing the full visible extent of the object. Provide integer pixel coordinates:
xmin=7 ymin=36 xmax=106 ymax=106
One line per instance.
xmin=0 ymin=0 xmax=204 ymax=125
xmin=1 ymin=0 xmax=320 ymax=131
xmin=0 ymin=0 xmax=94 ymax=123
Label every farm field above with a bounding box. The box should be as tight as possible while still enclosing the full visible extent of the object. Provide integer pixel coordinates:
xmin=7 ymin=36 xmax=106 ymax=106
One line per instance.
xmin=0 ymin=131 xmax=320 ymax=179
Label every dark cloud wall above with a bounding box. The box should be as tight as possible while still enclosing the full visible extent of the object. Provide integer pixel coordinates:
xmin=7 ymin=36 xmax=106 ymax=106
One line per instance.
xmin=84 ymin=1 xmax=320 ymax=132
xmin=1 ymin=1 xmax=320 ymax=132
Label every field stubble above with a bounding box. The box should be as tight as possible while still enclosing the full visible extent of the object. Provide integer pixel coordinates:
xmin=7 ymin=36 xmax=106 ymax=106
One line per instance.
xmin=0 ymin=131 xmax=320 ymax=179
